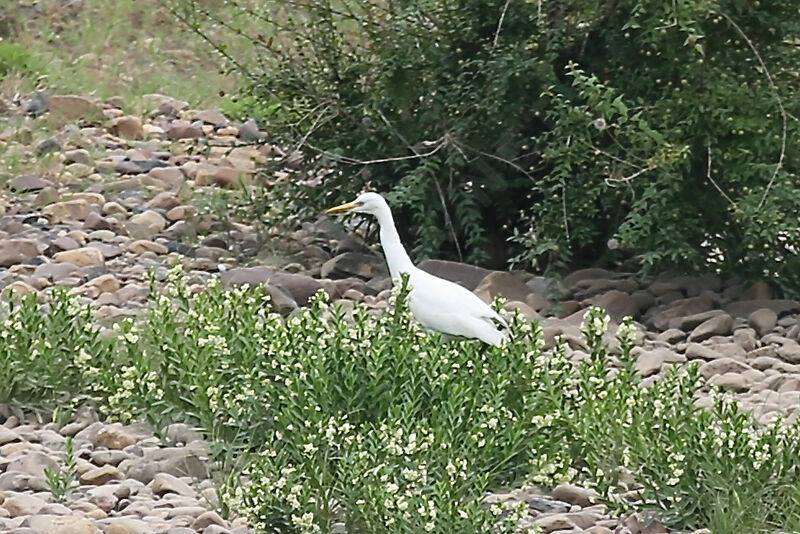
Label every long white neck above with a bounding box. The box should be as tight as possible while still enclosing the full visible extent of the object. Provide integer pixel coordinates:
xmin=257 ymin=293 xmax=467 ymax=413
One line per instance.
xmin=375 ymin=204 xmax=415 ymax=281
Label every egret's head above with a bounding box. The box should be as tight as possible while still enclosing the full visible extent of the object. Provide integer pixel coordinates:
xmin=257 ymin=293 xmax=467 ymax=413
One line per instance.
xmin=325 ymin=192 xmax=387 ymax=217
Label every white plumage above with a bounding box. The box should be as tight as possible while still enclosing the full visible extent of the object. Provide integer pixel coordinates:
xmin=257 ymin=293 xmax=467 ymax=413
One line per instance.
xmin=326 ymin=192 xmax=508 ymax=346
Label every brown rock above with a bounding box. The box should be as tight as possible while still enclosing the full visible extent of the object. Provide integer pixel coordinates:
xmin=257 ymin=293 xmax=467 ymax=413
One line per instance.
xmin=145 ymin=191 xmax=180 ymax=210
xmin=148 ymin=166 xmax=185 ymax=186
xmin=699 ymin=357 xmax=753 ymax=379
xmin=2 ymin=493 xmax=47 ymax=516
xmin=688 ymin=313 xmax=733 ymax=342
xmin=416 ymin=259 xmax=492 ymax=291
xmin=504 ymin=301 xmax=541 ymax=321
xmin=53 ymin=247 xmax=105 ymax=267
xmin=725 ymin=300 xmax=800 ymax=319
xmin=741 ymin=281 xmax=772 ymax=300
xmin=0 ymin=239 xmax=39 ymax=267
xmin=127 ymin=210 xmax=167 ymax=238
xmin=587 ymin=289 xmax=640 ymax=321
xmin=9 ymin=173 xmax=53 ymax=192
xmin=48 ymin=95 xmax=102 ymax=121
xmin=320 ymin=252 xmax=387 ymax=280
xmin=708 ymin=372 xmax=749 ymax=392
xmin=126 ymin=240 xmax=169 ymax=255
xmin=648 ymin=296 xmax=715 ymax=330
xmin=685 ymin=343 xmax=724 ymax=361
xmin=109 ymin=115 xmax=143 ymax=139
xmin=81 ymin=274 xmax=121 ymax=294
xmin=474 ymin=271 xmax=533 ymax=304
xmin=51 ymin=235 xmax=81 ymax=251
xmin=93 ymin=424 xmax=136 ymax=450
xmin=6 ymin=450 xmax=58 ymax=477
xmin=80 ymin=464 xmax=124 ymax=485
xmin=551 ymin=484 xmax=597 ymax=507
xmin=733 ymin=327 xmax=758 ymax=352
xmin=194 ymin=109 xmax=229 ymax=126
xmin=150 ymin=472 xmax=196 ymax=497
xmin=647 ymin=281 xmax=683 ymax=297
xmin=64 ymin=149 xmax=91 ymax=165
xmin=195 ymin=165 xmax=252 ymax=187
xmin=43 ymin=199 xmax=95 ymax=223
xmin=166 ymin=120 xmax=203 ymax=140
xmin=635 ymin=349 xmax=667 ymax=376
xmin=165 ymin=205 xmax=192 ymax=221
xmin=748 ymin=308 xmax=778 ymax=337
xmin=563 ymin=268 xmax=613 ymax=289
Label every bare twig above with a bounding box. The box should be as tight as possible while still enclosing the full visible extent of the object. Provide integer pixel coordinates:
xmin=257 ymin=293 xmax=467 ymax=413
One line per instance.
xmin=304 ymin=138 xmax=446 ymax=165
xmin=706 ymin=144 xmax=736 ymax=207
xmin=718 ymin=11 xmax=787 ymax=209
xmin=493 ymin=0 xmax=512 ymax=48
xmin=604 ymin=166 xmax=653 ymax=186
xmin=294 ymin=106 xmax=332 ymax=152
xmin=561 ymin=184 xmax=570 ymax=241
xmin=455 ymin=141 xmax=538 ymax=183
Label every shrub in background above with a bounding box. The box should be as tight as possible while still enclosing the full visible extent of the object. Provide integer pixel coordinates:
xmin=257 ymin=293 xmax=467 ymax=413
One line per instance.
xmin=170 ymin=0 xmax=800 ymax=292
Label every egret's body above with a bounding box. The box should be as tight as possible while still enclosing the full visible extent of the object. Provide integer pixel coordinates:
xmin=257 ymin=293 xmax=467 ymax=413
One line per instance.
xmin=326 ymin=192 xmax=508 ymax=346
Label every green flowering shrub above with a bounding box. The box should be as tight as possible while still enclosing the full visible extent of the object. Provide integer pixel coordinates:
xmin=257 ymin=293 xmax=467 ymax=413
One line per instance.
xmin=3 ymin=278 xmax=800 ymax=531
xmin=0 ymin=289 xmax=109 ymax=407
xmin=170 ymin=0 xmax=800 ymax=291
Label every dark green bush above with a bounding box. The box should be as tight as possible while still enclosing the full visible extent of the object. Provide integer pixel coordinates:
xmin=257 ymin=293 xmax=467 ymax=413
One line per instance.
xmin=172 ymin=0 xmax=800 ymax=289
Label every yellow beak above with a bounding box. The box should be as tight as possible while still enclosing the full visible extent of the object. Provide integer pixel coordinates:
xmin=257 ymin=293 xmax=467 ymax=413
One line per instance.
xmin=325 ymin=201 xmax=358 ymax=214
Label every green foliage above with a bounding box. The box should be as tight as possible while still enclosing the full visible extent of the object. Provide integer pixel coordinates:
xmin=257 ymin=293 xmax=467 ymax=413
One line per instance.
xmin=173 ymin=0 xmax=800 ymax=289
xmin=44 ymin=436 xmax=78 ymax=504
xmin=0 ymin=289 xmax=108 ymax=407
xmin=3 ymin=276 xmax=800 ymax=531
xmin=0 ymin=40 xmax=38 ymax=76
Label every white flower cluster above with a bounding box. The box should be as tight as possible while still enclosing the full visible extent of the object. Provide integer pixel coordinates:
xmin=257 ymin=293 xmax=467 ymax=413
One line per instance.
xmin=580 ymin=307 xmax=611 ymax=340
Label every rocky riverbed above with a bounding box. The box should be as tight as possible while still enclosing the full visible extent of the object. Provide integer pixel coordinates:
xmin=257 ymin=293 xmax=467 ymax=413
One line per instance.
xmin=0 ymin=91 xmax=797 ymax=533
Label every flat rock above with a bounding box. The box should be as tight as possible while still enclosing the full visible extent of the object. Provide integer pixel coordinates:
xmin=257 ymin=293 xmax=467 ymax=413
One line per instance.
xmin=320 ymin=252 xmax=386 ymax=280
xmin=699 ymin=357 xmax=753 ymax=379
xmin=53 ymin=247 xmax=105 ymax=267
xmin=48 ymin=94 xmax=102 ymax=121
xmin=733 ymin=327 xmax=758 ymax=351
xmin=1 ymin=493 xmax=47 ymax=517
xmin=127 ymin=240 xmax=169 ymax=255
xmin=688 ymin=313 xmax=732 ymax=342
xmin=417 ymin=259 xmax=492 ymax=291
xmin=474 ymin=271 xmax=533 ymax=304
xmin=43 ymin=199 xmax=96 ymax=223
xmin=551 ymin=484 xmax=597 ymax=507
xmin=9 ymin=174 xmax=53 ymax=192
xmin=725 ymin=299 xmax=800 ymax=318
xmin=93 ymin=424 xmax=136 ymax=450
xmin=748 ymin=308 xmax=778 ymax=337
xmin=151 ymin=473 xmax=196 ymax=497
xmin=110 ymin=115 xmax=143 ymax=139
xmin=685 ymin=343 xmax=724 ymax=361
xmin=563 ymin=268 xmax=613 ymax=289
xmin=80 ymin=464 xmax=124 ymax=485
xmin=587 ymin=289 xmax=640 ymax=321
xmin=0 ymin=427 xmax=21 ymax=445
xmin=649 ymin=296 xmax=715 ymax=330
xmin=0 ymin=239 xmax=39 ymax=267
xmin=6 ymin=450 xmax=58 ymax=478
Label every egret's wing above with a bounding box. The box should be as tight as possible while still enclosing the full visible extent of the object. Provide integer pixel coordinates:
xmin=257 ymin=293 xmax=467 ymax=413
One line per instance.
xmin=407 ymin=268 xmax=508 ymax=344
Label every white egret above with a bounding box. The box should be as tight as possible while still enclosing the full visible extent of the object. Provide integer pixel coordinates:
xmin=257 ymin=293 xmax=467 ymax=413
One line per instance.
xmin=326 ymin=192 xmax=508 ymax=346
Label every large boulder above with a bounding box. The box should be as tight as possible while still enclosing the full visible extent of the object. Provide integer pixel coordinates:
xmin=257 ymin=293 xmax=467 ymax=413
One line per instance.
xmin=474 ymin=271 xmax=534 ymax=303
xmin=320 ymin=252 xmax=387 ymax=280
xmin=417 ymin=259 xmax=493 ymax=291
